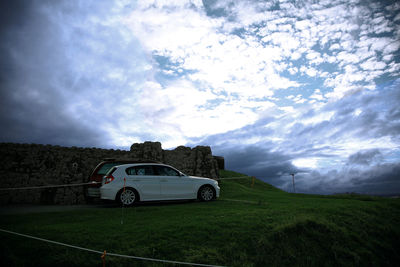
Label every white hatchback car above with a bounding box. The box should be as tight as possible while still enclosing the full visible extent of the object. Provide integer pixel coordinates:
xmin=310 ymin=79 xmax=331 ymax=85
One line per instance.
xmin=100 ymin=163 xmax=220 ymax=206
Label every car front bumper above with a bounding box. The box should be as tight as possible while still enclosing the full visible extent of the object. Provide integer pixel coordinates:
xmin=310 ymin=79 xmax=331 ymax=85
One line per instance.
xmin=215 ymin=185 xmax=220 ymax=198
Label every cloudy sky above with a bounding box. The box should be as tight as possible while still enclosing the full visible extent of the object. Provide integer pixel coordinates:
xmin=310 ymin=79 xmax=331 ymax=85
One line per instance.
xmin=1 ymin=0 xmax=399 ymax=195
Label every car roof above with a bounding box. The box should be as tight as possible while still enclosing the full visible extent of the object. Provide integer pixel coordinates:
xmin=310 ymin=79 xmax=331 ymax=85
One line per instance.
xmin=100 ymin=159 xmax=160 ymax=164
xmin=113 ymin=163 xmax=175 ymax=169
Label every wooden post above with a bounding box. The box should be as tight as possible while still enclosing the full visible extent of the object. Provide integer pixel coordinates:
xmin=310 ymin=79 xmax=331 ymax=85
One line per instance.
xmin=101 ymin=250 xmax=106 ymax=267
xmin=290 ymin=174 xmax=295 ymax=193
xmin=251 ymin=176 xmax=255 ymax=187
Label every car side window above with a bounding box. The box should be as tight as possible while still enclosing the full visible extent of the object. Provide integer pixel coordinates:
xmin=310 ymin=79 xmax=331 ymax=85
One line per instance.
xmin=126 ymin=166 xmax=154 ymax=176
xmin=126 ymin=167 xmax=135 ymax=175
xmin=155 ymin=166 xmax=180 ymax=176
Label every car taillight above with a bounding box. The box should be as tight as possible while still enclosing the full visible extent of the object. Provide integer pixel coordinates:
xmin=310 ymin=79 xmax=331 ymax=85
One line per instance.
xmin=104 ymin=174 xmax=115 ymax=184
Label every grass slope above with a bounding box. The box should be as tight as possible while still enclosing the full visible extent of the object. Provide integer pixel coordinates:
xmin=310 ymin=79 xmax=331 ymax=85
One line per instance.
xmin=1 ymin=170 xmax=399 ymax=266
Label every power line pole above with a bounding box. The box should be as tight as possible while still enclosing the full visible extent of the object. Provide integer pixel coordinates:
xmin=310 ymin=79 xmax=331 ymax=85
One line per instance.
xmin=290 ymin=173 xmax=295 ymax=193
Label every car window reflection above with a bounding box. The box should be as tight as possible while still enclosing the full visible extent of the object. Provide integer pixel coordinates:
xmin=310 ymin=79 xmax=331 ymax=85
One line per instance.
xmin=126 ymin=166 xmax=154 ymax=176
xmin=155 ymin=166 xmax=179 ymax=176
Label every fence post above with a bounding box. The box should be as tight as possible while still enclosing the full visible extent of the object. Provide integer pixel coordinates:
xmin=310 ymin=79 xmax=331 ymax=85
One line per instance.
xmin=101 ymin=250 xmax=106 ymax=267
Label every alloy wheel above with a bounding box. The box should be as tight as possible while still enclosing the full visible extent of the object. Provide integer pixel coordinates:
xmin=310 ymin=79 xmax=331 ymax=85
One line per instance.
xmin=201 ymin=187 xmax=214 ymax=201
xmin=121 ymin=190 xmax=136 ymax=205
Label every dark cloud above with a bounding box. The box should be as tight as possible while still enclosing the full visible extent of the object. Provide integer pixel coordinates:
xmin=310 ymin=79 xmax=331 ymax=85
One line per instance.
xmin=0 ymin=0 xmax=149 ymax=148
xmin=323 ymin=81 xmax=400 ymax=141
xmin=216 ymin=144 xmax=298 ymax=184
xmin=282 ymin=82 xmax=400 ymax=154
xmin=0 ymin=0 xmax=30 ymax=81
xmin=1 ymin=0 xmax=399 ymax=196
xmin=191 ymin=81 xmax=400 ymax=195
xmin=0 ymin=88 xmax=105 ymax=147
xmin=202 ymin=0 xmax=233 ymax=19
xmin=0 ymin=0 xmax=106 ymax=147
xmin=190 ymin=136 xmax=302 ymax=188
xmin=300 ymin=163 xmax=400 ymax=195
xmin=0 ymin=0 xmax=32 ymax=33
xmin=347 ymin=149 xmax=382 ymax=165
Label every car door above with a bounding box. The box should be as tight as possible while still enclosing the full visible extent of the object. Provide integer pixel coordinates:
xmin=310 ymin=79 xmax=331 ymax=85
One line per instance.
xmin=155 ymin=165 xmax=195 ymax=199
xmin=125 ymin=165 xmax=161 ymax=201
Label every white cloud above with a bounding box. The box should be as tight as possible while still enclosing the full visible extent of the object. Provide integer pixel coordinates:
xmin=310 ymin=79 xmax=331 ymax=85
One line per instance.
xmin=3 ymin=0 xmax=400 ymax=197
xmin=112 ymin=0 xmax=400 ymax=150
xmin=360 ymin=60 xmax=387 ymax=71
xmin=354 ymin=108 xmax=362 ymax=116
xmin=310 ymin=89 xmax=325 ymax=101
xmin=394 ymin=13 xmax=400 ymax=22
xmin=111 ymin=78 xmax=278 ymax=142
xmin=292 ymin=158 xmax=318 ymax=169
xmin=301 ymin=111 xmax=335 ymax=125
xmin=287 ymin=94 xmax=307 ymax=104
xmin=332 ymin=136 xmax=397 ymax=159
xmin=336 ymin=51 xmax=360 ymax=65
xmin=279 ymin=106 xmax=295 ymax=113
xmin=306 ymin=67 xmax=317 ymax=77
xmin=330 ymin=43 xmax=340 ymax=50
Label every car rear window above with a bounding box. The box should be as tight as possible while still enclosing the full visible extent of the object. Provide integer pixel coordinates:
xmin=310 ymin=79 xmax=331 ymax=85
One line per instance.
xmin=105 ymin=166 xmax=117 ymax=176
xmin=97 ymin=162 xmax=123 ymax=175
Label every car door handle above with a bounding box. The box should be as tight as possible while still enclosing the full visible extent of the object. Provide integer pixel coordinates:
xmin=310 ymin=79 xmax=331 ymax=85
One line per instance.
xmin=160 ymin=179 xmax=168 ymax=182
xmin=132 ymin=179 xmax=141 ymax=182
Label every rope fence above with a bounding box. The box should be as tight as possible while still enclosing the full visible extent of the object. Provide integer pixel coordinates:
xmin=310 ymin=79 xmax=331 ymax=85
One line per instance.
xmin=0 ymin=181 xmax=101 ymax=191
xmin=0 ymin=176 xmax=254 ymax=191
xmin=0 ymin=228 xmax=225 ymax=267
xmin=0 ymin=176 xmax=259 ymax=266
xmin=217 ymin=176 xmax=250 ymax=180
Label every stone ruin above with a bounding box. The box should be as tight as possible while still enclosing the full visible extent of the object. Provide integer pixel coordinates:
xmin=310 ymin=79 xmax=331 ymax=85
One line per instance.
xmin=0 ymin=141 xmax=224 ymax=205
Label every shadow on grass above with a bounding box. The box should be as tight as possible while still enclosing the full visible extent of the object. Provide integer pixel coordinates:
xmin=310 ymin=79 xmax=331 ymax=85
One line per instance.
xmin=99 ymin=198 xmax=201 ymax=208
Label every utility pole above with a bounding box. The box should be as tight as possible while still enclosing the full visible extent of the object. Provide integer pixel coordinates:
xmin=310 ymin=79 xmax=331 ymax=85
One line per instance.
xmin=290 ymin=173 xmax=295 ymax=193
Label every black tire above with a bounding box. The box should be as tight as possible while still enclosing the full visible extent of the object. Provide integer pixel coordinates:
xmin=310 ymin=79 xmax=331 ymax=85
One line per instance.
xmin=116 ymin=187 xmax=139 ymax=207
xmin=198 ymin=185 xmax=215 ymax=202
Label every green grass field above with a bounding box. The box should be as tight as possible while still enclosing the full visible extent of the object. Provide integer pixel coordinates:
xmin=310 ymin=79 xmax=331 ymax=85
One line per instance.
xmin=1 ymin=170 xmax=399 ymax=266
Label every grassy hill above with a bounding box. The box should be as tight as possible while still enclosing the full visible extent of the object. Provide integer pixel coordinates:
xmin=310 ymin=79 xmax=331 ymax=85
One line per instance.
xmin=1 ymin=170 xmax=399 ymax=266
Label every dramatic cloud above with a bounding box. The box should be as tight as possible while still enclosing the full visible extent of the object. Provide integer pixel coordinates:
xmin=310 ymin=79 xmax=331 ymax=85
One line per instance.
xmin=1 ymin=0 xmax=399 ymax=194
xmin=197 ymin=81 xmax=400 ymax=194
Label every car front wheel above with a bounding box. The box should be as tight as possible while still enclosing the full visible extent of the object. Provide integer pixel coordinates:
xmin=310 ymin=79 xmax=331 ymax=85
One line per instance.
xmin=198 ymin=185 xmax=215 ymax=201
xmin=117 ymin=188 xmax=139 ymax=206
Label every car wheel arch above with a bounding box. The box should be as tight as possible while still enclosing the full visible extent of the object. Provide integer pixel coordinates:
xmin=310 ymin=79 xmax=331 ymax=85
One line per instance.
xmin=197 ymin=184 xmax=216 ymax=201
xmin=116 ymin=187 xmax=141 ymax=205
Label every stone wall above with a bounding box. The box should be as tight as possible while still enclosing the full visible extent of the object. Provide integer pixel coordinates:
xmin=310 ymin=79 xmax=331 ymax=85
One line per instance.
xmin=130 ymin=142 xmax=221 ymax=178
xmin=0 ymin=142 xmax=221 ymax=205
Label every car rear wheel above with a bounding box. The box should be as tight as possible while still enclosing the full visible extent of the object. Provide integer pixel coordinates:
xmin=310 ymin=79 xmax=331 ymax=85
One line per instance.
xmin=198 ymin=185 xmax=215 ymax=201
xmin=117 ymin=188 xmax=139 ymax=206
